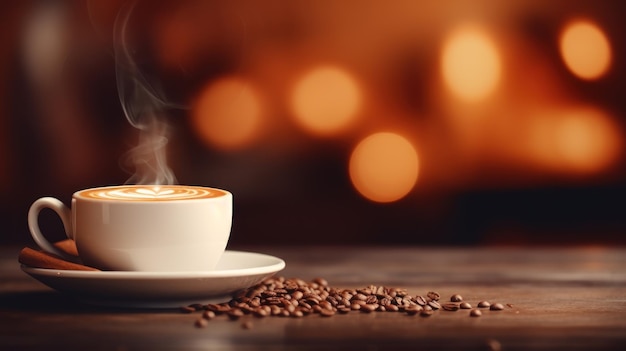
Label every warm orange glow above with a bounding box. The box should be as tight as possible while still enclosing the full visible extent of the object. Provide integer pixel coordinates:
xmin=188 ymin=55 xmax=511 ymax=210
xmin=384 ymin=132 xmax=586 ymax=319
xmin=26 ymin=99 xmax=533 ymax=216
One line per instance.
xmin=191 ymin=76 xmax=262 ymax=150
xmin=441 ymin=24 xmax=502 ymax=102
xmin=290 ymin=66 xmax=361 ymax=136
xmin=349 ymin=132 xmax=419 ymax=203
xmin=529 ymin=107 xmax=622 ymax=173
xmin=559 ymin=19 xmax=612 ymax=80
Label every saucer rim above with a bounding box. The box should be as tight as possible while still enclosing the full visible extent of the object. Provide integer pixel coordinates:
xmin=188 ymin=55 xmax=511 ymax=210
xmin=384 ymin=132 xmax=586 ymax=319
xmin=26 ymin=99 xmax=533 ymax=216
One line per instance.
xmin=20 ymin=250 xmax=285 ymax=279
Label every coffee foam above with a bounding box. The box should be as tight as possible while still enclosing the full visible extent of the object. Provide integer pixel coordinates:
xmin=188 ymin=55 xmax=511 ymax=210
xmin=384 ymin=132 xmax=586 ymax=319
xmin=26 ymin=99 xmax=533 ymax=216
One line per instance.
xmin=77 ymin=185 xmax=225 ymax=201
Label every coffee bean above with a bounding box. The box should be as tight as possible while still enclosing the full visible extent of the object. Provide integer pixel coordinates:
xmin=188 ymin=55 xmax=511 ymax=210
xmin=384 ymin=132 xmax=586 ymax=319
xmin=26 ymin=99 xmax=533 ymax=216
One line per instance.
xmin=428 ymin=300 xmax=441 ymax=310
xmin=354 ymin=293 xmax=368 ymax=301
xmin=265 ymin=297 xmax=282 ymax=305
xmin=327 ymin=296 xmax=338 ymax=306
xmin=269 ymin=305 xmax=281 ymax=315
xmin=313 ymin=277 xmax=328 ymax=287
xmin=241 ymin=321 xmax=253 ymax=329
xmin=300 ymin=307 xmax=313 ymax=315
xmin=216 ymin=304 xmax=232 ymax=313
xmin=459 ymin=302 xmax=472 ymax=309
xmin=357 ymin=287 xmax=372 ymax=295
xmin=319 ymin=301 xmax=333 ymax=310
xmin=385 ymin=304 xmax=399 ymax=312
xmin=405 ymin=305 xmax=423 ymax=315
xmin=205 ymin=303 xmax=220 ymax=312
xmin=477 ymin=301 xmax=491 ymax=308
xmin=353 ymin=300 xmax=367 ymax=306
xmin=253 ymin=309 xmax=268 ymax=318
xmin=281 ymin=299 xmax=293 ymax=309
xmin=450 ymin=294 xmax=463 ymax=302
xmin=189 ymin=303 xmax=204 ymax=311
xmin=305 ymin=298 xmax=320 ymax=306
xmin=365 ymin=295 xmax=378 ymax=304
xmin=292 ymin=310 xmax=305 ymax=318
xmin=238 ymin=304 xmax=253 ymax=314
xmin=179 ymin=306 xmax=196 ymax=314
xmin=361 ymin=303 xmax=379 ymax=313
xmin=337 ymin=307 xmax=351 ymax=314
xmin=394 ymin=288 xmax=408 ymax=297
xmin=320 ymin=309 xmax=335 ymax=317
xmin=427 ymin=291 xmax=440 ymax=301
xmin=442 ymin=303 xmax=459 ymax=311
xmin=470 ymin=309 xmax=482 ymax=317
xmin=490 ymin=303 xmax=504 ymax=311
xmin=415 ymin=296 xmax=428 ymax=306
xmin=185 ymin=276 xmax=513 ymax=326
xmin=227 ymin=309 xmax=244 ymax=320
xmin=261 ymin=291 xmax=277 ymax=298
xmin=195 ymin=318 xmax=208 ymax=328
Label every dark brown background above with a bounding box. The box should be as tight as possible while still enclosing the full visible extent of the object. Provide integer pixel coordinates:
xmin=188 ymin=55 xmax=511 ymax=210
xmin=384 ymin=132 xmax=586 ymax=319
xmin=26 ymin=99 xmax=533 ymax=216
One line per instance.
xmin=1 ymin=0 xmax=625 ymax=247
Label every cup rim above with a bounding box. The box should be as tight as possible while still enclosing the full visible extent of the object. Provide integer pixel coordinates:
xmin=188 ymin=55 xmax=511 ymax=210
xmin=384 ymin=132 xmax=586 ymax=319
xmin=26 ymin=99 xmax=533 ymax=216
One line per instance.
xmin=73 ymin=185 xmax=232 ymax=203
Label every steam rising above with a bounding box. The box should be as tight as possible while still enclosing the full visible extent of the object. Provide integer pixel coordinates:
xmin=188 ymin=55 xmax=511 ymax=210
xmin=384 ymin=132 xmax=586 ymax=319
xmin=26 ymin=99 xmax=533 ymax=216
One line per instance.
xmin=114 ymin=0 xmax=177 ymax=185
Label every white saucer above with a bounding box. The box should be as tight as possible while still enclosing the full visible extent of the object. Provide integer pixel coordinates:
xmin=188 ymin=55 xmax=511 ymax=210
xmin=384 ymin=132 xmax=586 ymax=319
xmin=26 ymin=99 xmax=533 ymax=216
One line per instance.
xmin=21 ymin=250 xmax=285 ymax=308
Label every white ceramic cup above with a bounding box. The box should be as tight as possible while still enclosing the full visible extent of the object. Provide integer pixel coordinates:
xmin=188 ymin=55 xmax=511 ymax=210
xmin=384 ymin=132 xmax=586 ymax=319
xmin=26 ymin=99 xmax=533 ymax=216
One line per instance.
xmin=28 ymin=185 xmax=233 ymax=272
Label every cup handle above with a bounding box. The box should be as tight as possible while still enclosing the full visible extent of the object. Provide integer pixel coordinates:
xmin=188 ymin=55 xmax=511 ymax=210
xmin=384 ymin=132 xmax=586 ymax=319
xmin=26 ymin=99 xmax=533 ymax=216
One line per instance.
xmin=28 ymin=197 xmax=75 ymax=260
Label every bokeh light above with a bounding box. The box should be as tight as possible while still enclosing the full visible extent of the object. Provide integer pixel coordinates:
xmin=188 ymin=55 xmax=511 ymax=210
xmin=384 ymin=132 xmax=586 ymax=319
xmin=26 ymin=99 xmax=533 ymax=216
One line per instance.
xmin=441 ymin=24 xmax=502 ymax=102
xmin=290 ymin=65 xmax=361 ymax=136
xmin=529 ymin=107 xmax=622 ymax=174
xmin=349 ymin=132 xmax=419 ymax=203
xmin=559 ymin=19 xmax=612 ymax=80
xmin=191 ymin=76 xmax=263 ymax=150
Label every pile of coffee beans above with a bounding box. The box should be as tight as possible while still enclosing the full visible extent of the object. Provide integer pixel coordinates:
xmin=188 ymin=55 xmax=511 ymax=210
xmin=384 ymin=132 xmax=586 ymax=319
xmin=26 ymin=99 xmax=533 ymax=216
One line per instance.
xmin=180 ymin=276 xmax=510 ymax=328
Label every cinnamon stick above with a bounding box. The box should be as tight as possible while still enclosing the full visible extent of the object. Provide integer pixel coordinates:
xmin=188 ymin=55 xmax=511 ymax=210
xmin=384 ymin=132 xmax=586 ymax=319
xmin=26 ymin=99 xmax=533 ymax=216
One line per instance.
xmin=53 ymin=239 xmax=79 ymax=257
xmin=18 ymin=247 xmax=99 ymax=271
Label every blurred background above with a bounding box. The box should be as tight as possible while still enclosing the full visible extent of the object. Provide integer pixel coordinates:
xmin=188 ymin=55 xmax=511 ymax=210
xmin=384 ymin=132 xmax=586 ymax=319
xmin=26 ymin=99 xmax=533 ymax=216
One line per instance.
xmin=1 ymin=0 xmax=625 ymax=247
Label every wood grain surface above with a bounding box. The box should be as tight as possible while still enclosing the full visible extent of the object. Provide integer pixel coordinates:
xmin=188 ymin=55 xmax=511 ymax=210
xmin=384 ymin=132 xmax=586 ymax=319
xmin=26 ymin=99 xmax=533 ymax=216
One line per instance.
xmin=1 ymin=245 xmax=625 ymax=350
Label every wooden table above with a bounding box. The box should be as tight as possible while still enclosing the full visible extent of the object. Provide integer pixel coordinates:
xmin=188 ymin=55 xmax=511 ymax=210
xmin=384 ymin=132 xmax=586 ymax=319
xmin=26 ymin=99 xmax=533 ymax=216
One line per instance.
xmin=2 ymin=245 xmax=625 ymax=350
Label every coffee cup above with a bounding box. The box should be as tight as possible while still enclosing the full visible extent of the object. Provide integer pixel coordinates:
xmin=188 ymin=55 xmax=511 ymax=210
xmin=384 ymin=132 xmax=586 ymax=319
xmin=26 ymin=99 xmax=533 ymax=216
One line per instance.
xmin=27 ymin=185 xmax=232 ymax=272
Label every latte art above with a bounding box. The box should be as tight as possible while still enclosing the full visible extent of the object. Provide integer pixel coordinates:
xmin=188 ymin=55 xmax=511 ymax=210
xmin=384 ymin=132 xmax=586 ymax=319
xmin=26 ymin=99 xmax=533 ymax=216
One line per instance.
xmin=78 ymin=185 xmax=225 ymax=201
